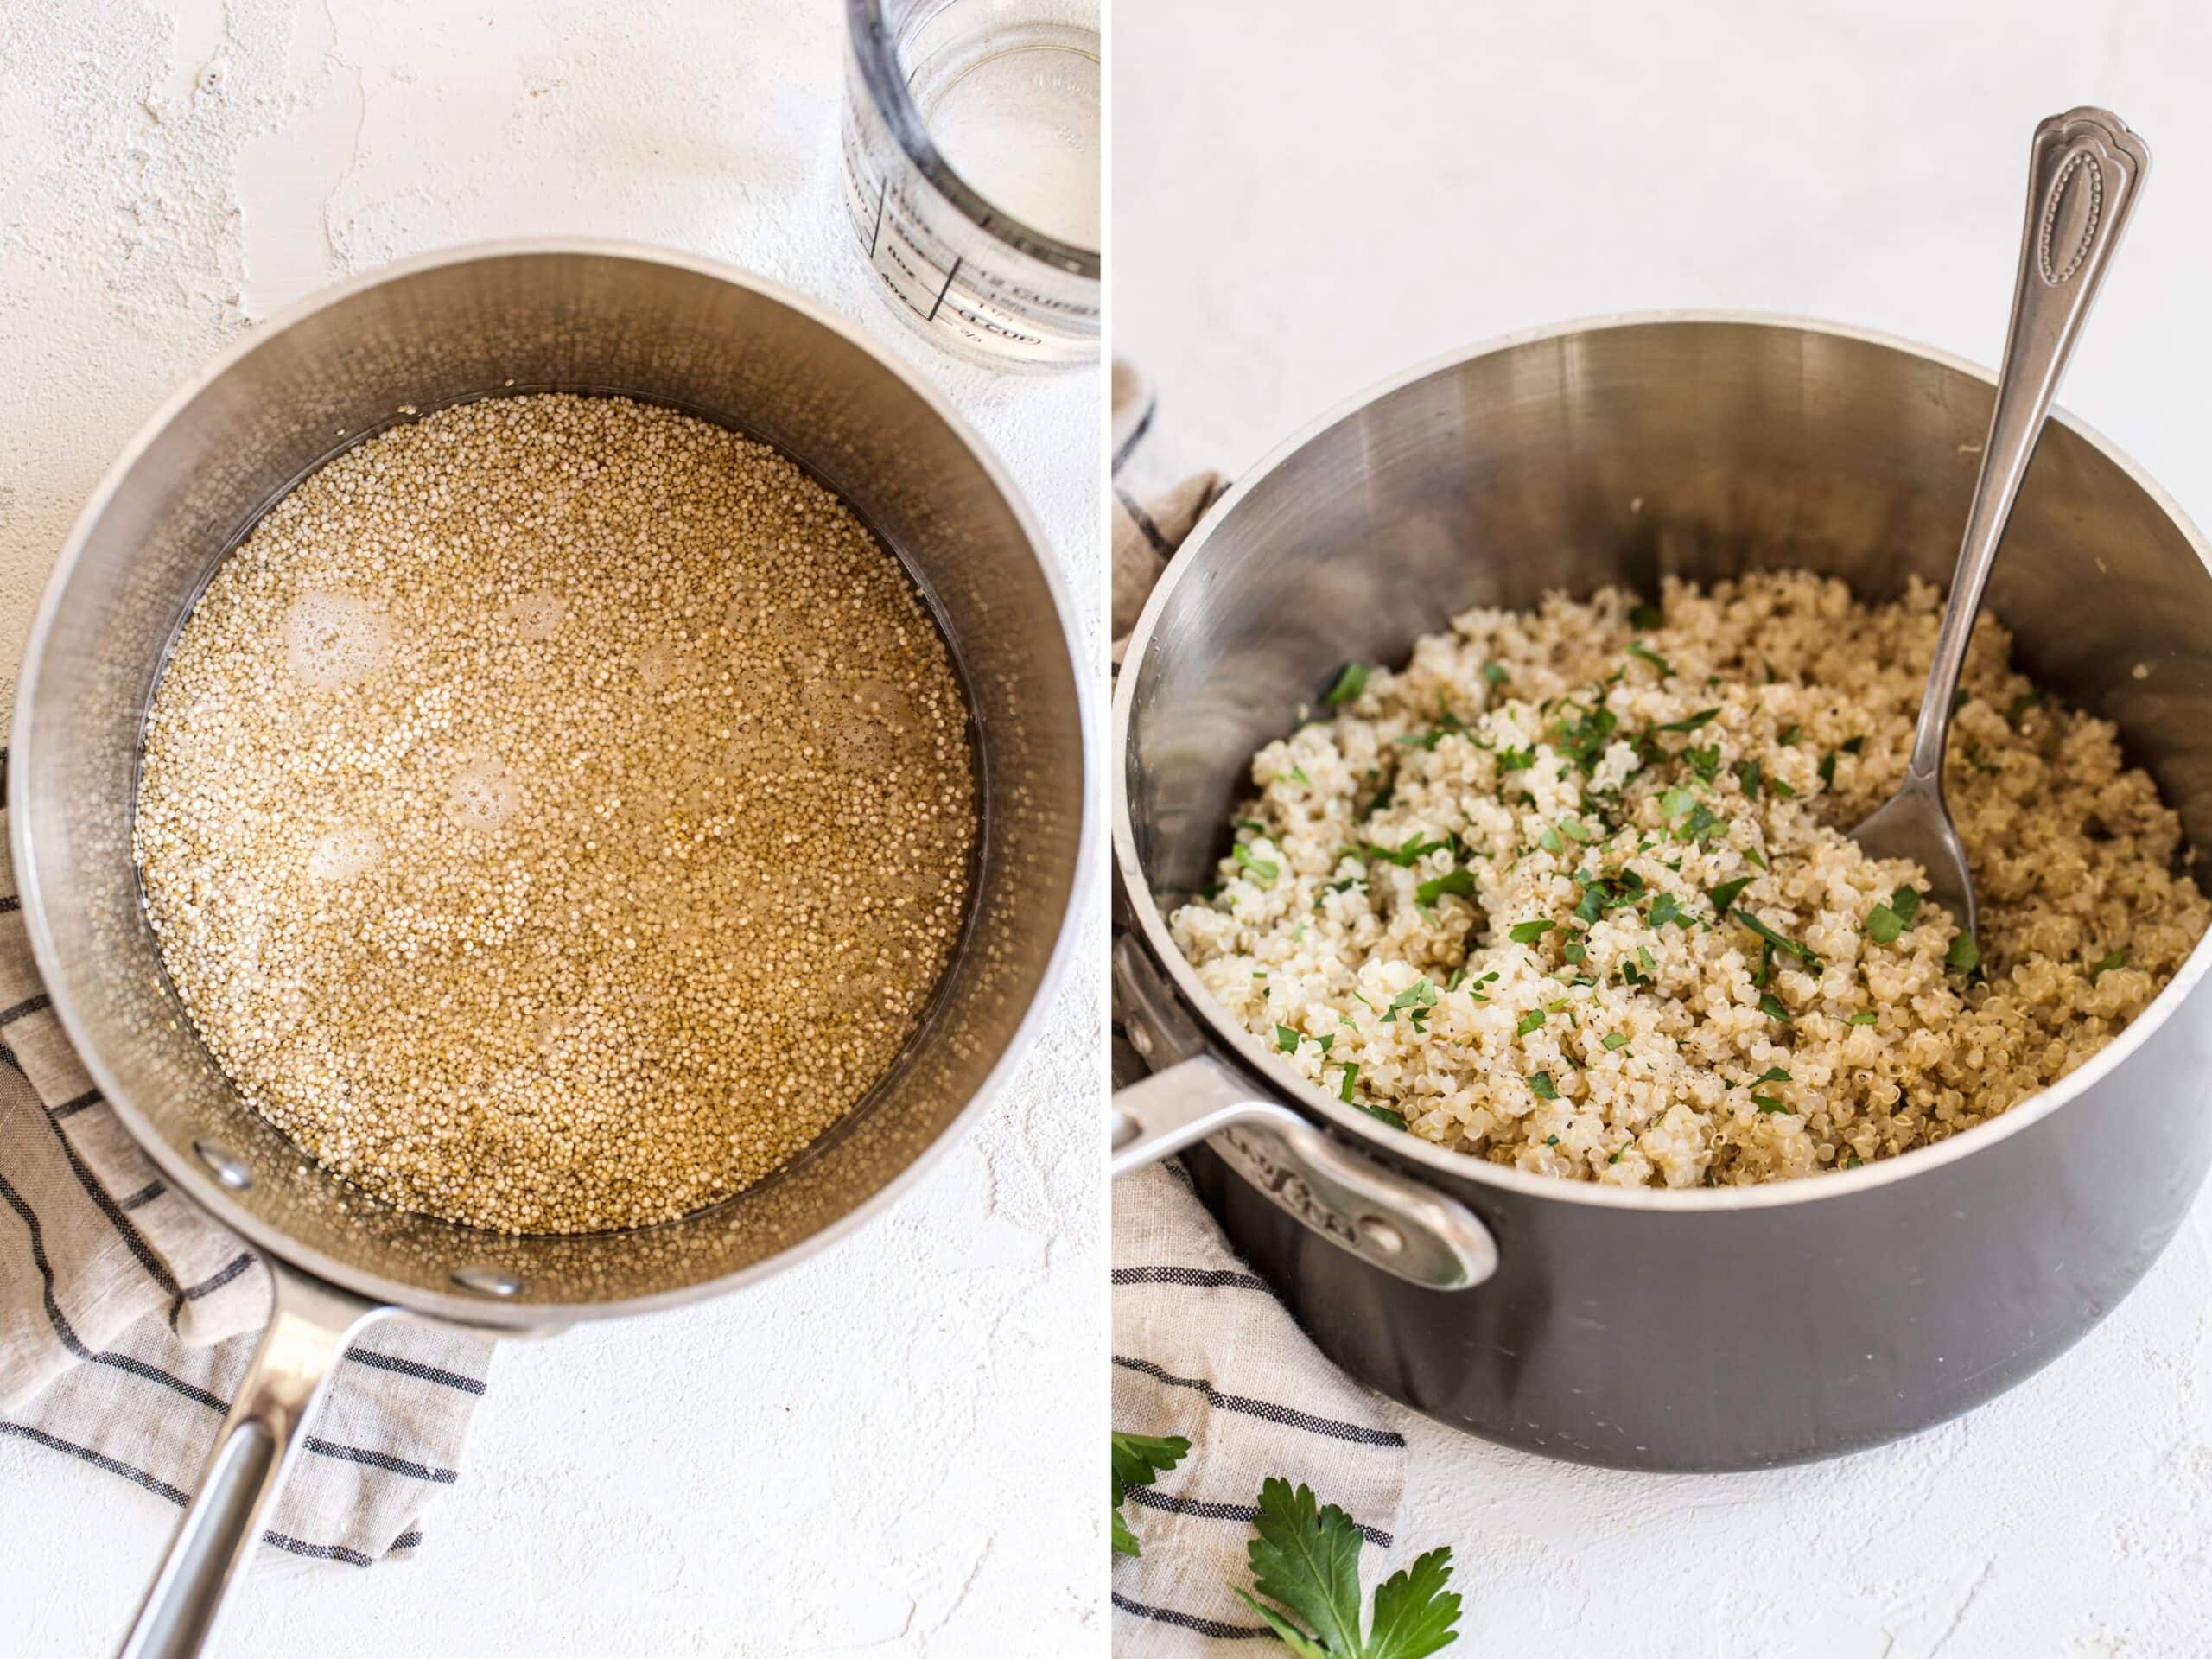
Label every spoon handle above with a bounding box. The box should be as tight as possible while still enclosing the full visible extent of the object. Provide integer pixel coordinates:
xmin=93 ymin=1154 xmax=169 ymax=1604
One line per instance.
xmin=1904 ymin=107 xmax=2150 ymax=786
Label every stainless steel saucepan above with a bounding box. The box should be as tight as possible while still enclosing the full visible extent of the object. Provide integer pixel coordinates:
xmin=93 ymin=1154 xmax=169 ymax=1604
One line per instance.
xmin=12 ymin=242 xmax=1094 ymax=1654
xmin=1113 ymin=313 xmax=2212 ymax=1471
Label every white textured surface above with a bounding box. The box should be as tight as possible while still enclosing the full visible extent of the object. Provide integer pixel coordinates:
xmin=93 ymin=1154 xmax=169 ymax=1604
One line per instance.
xmin=1118 ymin=3 xmax=2212 ymax=1653
xmin=0 ymin=3 xmax=1102 ymax=1656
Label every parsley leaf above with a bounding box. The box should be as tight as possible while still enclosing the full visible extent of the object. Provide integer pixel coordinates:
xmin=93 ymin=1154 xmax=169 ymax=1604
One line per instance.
xmin=1948 ymin=932 xmax=1980 ymax=973
xmin=1234 ymin=842 xmax=1280 ymax=889
xmin=1648 ymin=892 xmax=1686 ymax=929
xmin=1275 ymin=1024 xmax=1301 ymax=1052
xmin=1707 ymin=876 xmax=1752 ymax=918
xmin=1516 ymin=1008 xmax=1545 ymax=1037
xmin=1628 ymin=641 xmax=1675 ymax=677
xmin=1508 ymin=918 xmax=1554 ymax=944
xmin=1735 ymin=911 xmax=1821 ymax=971
xmin=1866 ymin=905 xmax=1904 ymax=944
xmin=1482 ymin=662 xmax=1510 ymax=687
xmin=1111 ymin=1431 xmax=1191 ymax=1558
xmin=1382 ymin=980 xmax=1438 ymax=1027
xmin=1496 ymin=747 xmax=1536 ymax=773
xmin=1414 ymin=868 xmax=1476 ymax=906
xmin=1363 ymin=834 xmax=1448 ymax=868
xmin=1656 ymin=708 xmax=1720 ymax=734
xmin=1337 ymin=1063 xmax=1362 ymax=1103
xmin=1234 ymin=1478 xmax=1463 ymax=1659
xmin=1527 ymin=1071 xmax=1559 ymax=1100
xmin=1891 ymin=886 xmax=1921 ymax=925
xmin=1752 ymin=1095 xmax=1789 ymax=1114
xmin=1324 ymin=662 xmax=1372 ymax=706
xmin=2090 ymin=946 xmax=2129 ymax=982
xmin=1602 ymin=1031 xmax=1629 ymax=1051
xmin=1758 ymin=992 xmax=1790 ymax=1022
xmin=1847 ymin=1011 xmax=1879 ymax=1026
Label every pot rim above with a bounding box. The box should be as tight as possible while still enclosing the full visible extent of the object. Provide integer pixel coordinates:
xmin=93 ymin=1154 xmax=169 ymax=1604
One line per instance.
xmin=10 ymin=236 xmax=1101 ymax=1325
xmin=1113 ymin=306 xmax=2212 ymax=1215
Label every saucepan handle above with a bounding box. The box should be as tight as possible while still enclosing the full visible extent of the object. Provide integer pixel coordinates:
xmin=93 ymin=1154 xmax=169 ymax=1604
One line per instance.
xmin=118 ymin=1260 xmax=392 ymax=1659
xmin=1113 ymin=1052 xmax=1498 ymax=1291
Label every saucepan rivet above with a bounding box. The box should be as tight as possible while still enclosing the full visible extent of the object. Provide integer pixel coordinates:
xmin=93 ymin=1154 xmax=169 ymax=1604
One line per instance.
xmin=192 ymin=1140 xmax=252 ymax=1191
xmin=1357 ymin=1216 xmax=1405 ymax=1255
xmin=451 ymin=1264 xmax=523 ymax=1297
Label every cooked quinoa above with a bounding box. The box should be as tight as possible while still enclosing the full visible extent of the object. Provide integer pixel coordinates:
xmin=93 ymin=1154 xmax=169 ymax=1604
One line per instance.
xmin=1171 ymin=572 xmax=2209 ymax=1187
xmin=135 ymin=395 xmax=976 ymax=1234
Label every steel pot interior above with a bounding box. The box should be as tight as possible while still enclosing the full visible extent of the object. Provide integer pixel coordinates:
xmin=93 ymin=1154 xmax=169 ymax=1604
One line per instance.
xmin=12 ymin=243 xmax=1090 ymax=1324
xmin=1116 ymin=313 xmax=2212 ymax=1204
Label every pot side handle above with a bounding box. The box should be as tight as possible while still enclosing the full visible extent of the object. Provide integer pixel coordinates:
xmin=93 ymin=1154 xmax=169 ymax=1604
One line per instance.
xmin=119 ymin=1260 xmax=392 ymax=1659
xmin=1113 ymin=1053 xmax=1498 ymax=1292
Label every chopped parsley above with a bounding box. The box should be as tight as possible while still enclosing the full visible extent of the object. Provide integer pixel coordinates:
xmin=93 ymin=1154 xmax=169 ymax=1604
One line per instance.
xmin=1561 ymin=938 xmax=1586 ymax=964
xmin=1818 ymin=751 xmax=1837 ymax=789
xmin=1497 ymin=746 xmax=1536 ymax=772
xmin=1842 ymin=735 xmax=1866 ymax=754
xmin=1414 ymin=868 xmax=1476 ymax=906
xmin=1777 ymin=725 xmax=1801 ymax=746
xmin=2090 ymin=946 xmax=2129 ymax=982
xmin=1516 ymin=1008 xmax=1546 ymax=1037
xmin=1847 ymin=1012 xmax=1879 ymax=1026
xmin=1482 ymin=662 xmax=1510 ymax=687
xmin=1682 ymin=743 xmax=1722 ymax=781
xmin=1892 ymin=886 xmax=1921 ymax=925
xmin=1629 ymin=601 xmax=1664 ymax=630
xmin=1628 ymin=641 xmax=1675 ymax=677
xmin=1752 ymin=1095 xmax=1789 ymax=1114
xmin=1656 ymin=708 xmax=1720 ymax=734
xmin=1323 ymin=661 xmax=1372 ymax=706
xmin=1736 ymin=910 xmax=1821 ymax=970
xmin=1707 ymin=876 xmax=1753 ymax=917
xmin=1336 ymin=1063 xmax=1361 ymax=1103
xmin=1527 ymin=1071 xmax=1560 ymax=1100
xmin=1232 ymin=842 xmax=1279 ymax=888
xmin=1948 ymin=932 xmax=1981 ymax=972
xmin=1755 ymin=1066 xmax=1792 ymax=1083
xmin=1758 ymin=992 xmax=1790 ymax=1022
xmin=1539 ymin=826 xmax=1562 ymax=853
xmin=2005 ymin=689 xmax=2044 ymax=724
xmin=1508 ymin=918 xmax=1555 ymax=944
xmin=1274 ymin=1024 xmax=1300 ymax=1052
xmin=1602 ymin=1031 xmax=1630 ymax=1051
xmin=1866 ymin=904 xmax=1904 ymax=944
xmin=1363 ymin=833 xmax=1447 ymax=867
xmin=1649 ymin=892 xmax=1686 ymax=929
xmin=1358 ymin=1103 xmax=1409 ymax=1131
xmin=1382 ymin=980 xmax=1438 ymax=1027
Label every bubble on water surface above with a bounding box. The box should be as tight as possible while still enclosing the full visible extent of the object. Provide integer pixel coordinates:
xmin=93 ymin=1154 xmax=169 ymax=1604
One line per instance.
xmin=283 ymin=593 xmax=391 ymax=690
xmin=443 ymin=758 xmax=520 ymax=833
xmin=501 ymin=592 xmax=567 ymax=642
xmin=308 ymin=825 xmax=385 ymax=885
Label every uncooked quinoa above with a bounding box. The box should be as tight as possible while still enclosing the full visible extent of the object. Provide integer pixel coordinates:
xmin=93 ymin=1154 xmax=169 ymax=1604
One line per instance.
xmin=135 ymin=394 xmax=976 ymax=1234
xmin=1171 ymin=572 xmax=2209 ymax=1187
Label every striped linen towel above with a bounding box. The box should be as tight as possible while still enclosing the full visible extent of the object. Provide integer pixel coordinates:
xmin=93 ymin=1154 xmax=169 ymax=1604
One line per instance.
xmin=0 ymin=770 xmax=493 ymax=1567
xmin=1110 ymin=365 xmax=1410 ymax=1651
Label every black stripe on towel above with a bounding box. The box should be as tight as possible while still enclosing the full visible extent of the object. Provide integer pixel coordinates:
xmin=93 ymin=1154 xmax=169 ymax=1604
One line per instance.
xmin=1114 ymin=486 xmax=1175 ymax=557
xmin=1110 ymin=398 xmax=1156 ymax=475
xmin=1110 ymin=1592 xmax=1273 ymax=1640
xmin=1111 ymin=1356 xmax=1407 ymax=1446
xmin=345 ymin=1347 xmax=487 ymax=1396
xmin=391 ymin=1529 xmax=424 ymax=1552
xmin=263 ymin=1530 xmax=375 ymax=1568
xmin=180 ymin=1252 xmax=256 ymax=1301
xmin=1111 ymin=1266 xmax=1273 ymax=1293
xmin=302 ymin=1436 xmax=458 ymax=1484
xmin=48 ymin=1089 xmax=102 ymax=1121
xmin=0 ymin=1421 xmax=194 ymax=1506
xmin=0 ymin=994 xmax=50 ymax=1025
xmin=0 ymin=894 xmax=20 ymax=913
xmin=1126 ymin=1484 xmax=1393 ymax=1548
xmin=117 ymin=1179 xmax=167 ymax=1211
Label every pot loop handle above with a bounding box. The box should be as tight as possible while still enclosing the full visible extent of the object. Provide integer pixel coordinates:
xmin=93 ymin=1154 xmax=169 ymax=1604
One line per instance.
xmin=120 ymin=1259 xmax=393 ymax=1659
xmin=1113 ymin=1054 xmax=1498 ymax=1291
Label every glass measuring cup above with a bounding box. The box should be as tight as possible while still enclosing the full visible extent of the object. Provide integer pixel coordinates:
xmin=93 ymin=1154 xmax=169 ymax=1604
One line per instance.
xmin=840 ymin=0 xmax=1101 ymax=372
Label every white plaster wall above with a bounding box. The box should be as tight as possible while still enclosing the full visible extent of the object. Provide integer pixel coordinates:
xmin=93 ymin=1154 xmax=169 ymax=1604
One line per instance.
xmin=0 ymin=3 xmax=1103 ymax=1656
xmin=1116 ymin=3 xmax=2212 ymax=1653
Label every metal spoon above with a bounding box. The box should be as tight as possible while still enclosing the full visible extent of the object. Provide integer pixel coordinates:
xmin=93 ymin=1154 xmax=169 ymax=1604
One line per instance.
xmin=1852 ymin=107 xmax=2150 ymax=941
